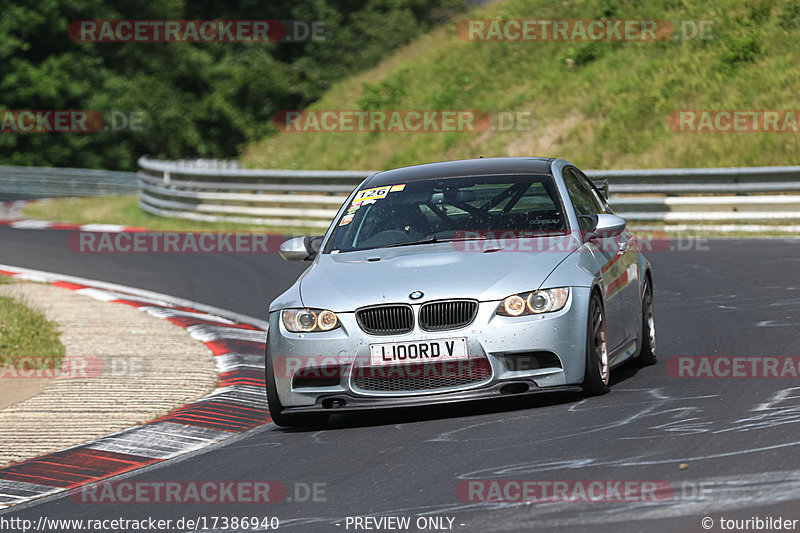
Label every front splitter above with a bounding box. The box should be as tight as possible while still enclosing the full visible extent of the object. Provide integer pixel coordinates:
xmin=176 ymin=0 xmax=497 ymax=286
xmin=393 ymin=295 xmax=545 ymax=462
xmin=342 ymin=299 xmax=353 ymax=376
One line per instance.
xmin=282 ymin=382 xmax=584 ymax=414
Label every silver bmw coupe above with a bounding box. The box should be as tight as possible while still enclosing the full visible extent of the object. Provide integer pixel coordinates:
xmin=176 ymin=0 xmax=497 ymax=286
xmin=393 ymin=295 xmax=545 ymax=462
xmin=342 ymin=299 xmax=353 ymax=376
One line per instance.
xmin=266 ymin=157 xmax=656 ymax=426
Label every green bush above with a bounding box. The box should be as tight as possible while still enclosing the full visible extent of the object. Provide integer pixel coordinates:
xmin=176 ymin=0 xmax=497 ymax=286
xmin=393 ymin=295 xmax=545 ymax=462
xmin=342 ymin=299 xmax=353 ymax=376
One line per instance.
xmin=0 ymin=0 xmax=469 ymax=170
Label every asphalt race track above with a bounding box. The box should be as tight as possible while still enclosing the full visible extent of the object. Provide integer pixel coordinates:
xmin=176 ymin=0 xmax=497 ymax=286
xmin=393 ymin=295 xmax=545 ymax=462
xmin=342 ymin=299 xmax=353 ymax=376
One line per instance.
xmin=2 ymin=226 xmax=800 ymax=532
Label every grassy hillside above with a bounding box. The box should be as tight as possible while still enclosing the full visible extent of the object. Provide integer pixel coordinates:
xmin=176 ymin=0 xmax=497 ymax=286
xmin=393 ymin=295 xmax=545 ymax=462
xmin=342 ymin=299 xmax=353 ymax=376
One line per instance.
xmin=242 ymin=0 xmax=800 ymax=171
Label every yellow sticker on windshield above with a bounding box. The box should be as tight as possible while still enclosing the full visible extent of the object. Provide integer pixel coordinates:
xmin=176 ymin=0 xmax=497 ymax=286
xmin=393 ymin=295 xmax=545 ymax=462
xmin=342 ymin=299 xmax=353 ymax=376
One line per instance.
xmin=390 ymin=184 xmax=406 ymax=192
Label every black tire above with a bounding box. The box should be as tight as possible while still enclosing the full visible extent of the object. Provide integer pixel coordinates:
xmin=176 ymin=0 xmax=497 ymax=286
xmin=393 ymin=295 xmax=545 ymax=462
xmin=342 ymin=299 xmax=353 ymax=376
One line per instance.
xmin=635 ymin=276 xmax=657 ymax=366
xmin=582 ymin=292 xmax=610 ymax=396
xmin=265 ymin=342 xmax=329 ymax=427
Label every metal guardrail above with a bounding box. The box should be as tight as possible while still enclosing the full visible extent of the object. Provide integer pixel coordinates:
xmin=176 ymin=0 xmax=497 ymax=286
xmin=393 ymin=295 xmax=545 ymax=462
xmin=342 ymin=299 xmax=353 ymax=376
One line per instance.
xmin=0 ymin=165 xmax=137 ymax=197
xmin=138 ymin=157 xmax=370 ymax=228
xmin=1 ymin=160 xmax=797 ymax=231
xmin=587 ymin=166 xmax=800 ymax=194
xmin=137 ymin=157 xmax=800 ymax=231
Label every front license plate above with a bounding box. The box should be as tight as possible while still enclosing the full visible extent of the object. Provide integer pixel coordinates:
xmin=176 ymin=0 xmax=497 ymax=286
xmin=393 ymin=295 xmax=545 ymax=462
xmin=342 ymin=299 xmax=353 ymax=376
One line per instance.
xmin=369 ymin=338 xmax=468 ymax=366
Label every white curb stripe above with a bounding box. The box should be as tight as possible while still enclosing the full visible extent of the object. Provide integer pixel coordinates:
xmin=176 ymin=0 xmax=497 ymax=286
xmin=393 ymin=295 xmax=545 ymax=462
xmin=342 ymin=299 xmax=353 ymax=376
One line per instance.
xmin=0 ymin=480 xmax=63 ymax=504
xmin=11 ymin=272 xmax=53 ymax=283
xmin=9 ymin=220 xmax=53 ymax=229
xmin=202 ymin=386 xmax=268 ymax=408
xmin=187 ymin=324 xmax=266 ymax=343
xmin=74 ymin=287 xmax=118 ymax=302
xmin=87 ymin=422 xmax=233 ymax=460
xmin=216 ymin=353 xmax=265 ymax=373
xmin=143 ymin=307 xmax=236 ymax=324
xmin=78 ymin=223 xmax=132 ymax=232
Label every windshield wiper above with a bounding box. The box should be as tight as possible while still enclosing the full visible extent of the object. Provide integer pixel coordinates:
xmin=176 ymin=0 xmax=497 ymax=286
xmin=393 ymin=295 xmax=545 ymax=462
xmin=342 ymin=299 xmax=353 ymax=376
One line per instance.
xmin=381 ymin=235 xmax=439 ymax=248
xmin=448 ymin=235 xmax=488 ymax=242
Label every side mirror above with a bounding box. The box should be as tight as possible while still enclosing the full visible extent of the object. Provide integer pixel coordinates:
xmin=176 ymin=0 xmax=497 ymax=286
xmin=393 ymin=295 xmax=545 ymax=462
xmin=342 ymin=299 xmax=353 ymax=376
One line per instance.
xmin=581 ymin=214 xmax=626 ymax=240
xmin=279 ymin=236 xmax=324 ymax=262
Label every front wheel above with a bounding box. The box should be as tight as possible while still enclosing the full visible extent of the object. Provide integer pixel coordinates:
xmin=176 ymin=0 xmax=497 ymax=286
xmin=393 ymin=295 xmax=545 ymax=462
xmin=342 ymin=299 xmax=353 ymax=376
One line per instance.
xmin=582 ymin=292 xmax=610 ymax=396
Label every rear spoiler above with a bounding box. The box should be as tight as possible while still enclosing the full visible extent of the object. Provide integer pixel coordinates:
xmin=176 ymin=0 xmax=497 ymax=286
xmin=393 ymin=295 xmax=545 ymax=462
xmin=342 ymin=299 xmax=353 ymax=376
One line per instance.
xmin=591 ymin=178 xmax=610 ymax=199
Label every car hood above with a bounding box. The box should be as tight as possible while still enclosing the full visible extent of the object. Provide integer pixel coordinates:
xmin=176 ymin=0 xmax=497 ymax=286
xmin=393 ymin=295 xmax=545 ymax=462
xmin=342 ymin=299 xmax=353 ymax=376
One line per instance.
xmin=297 ymin=235 xmax=581 ymax=312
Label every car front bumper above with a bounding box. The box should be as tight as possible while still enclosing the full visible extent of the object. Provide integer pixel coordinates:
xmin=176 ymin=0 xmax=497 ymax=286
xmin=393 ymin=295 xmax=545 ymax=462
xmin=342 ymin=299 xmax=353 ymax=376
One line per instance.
xmin=267 ymin=287 xmax=591 ymax=411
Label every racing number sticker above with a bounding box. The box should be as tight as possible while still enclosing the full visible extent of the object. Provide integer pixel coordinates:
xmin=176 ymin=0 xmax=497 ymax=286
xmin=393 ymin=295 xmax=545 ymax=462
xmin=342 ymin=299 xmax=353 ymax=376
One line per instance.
xmin=340 ymin=184 xmax=406 ymax=225
xmin=354 ymin=186 xmax=392 ymax=202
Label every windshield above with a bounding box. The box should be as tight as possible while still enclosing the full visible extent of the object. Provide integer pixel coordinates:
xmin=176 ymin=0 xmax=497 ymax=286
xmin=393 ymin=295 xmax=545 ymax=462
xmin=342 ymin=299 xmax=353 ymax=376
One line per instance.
xmin=327 ymin=174 xmax=567 ymax=253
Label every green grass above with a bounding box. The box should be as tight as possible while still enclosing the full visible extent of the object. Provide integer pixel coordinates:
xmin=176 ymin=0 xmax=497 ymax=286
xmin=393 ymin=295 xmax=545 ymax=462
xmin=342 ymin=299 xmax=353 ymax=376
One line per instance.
xmin=22 ymin=195 xmax=329 ymax=235
xmin=242 ymin=0 xmax=800 ymax=171
xmin=0 ymin=284 xmax=65 ymax=368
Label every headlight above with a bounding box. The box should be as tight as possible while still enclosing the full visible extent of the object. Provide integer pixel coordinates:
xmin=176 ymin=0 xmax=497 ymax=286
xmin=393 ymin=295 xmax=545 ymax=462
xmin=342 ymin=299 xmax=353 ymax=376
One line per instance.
xmin=497 ymin=288 xmax=570 ymax=316
xmin=501 ymin=294 xmax=526 ymax=316
xmin=281 ymin=308 xmax=341 ymax=332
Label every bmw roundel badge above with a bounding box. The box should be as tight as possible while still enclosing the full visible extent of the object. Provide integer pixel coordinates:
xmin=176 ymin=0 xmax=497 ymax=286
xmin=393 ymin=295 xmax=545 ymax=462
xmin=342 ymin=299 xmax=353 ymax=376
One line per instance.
xmin=409 ymin=290 xmax=424 ymax=300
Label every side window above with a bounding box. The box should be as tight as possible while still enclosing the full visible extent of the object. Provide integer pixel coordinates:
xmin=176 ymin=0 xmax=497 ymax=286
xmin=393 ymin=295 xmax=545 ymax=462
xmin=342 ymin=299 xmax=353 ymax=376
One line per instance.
xmin=563 ymin=168 xmax=605 ymax=230
xmin=575 ymin=168 xmax=610 ymax=213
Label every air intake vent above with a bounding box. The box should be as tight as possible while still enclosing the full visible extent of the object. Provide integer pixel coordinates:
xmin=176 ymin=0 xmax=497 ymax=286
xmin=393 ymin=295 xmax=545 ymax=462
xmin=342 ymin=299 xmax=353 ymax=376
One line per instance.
xmin=356 ymin=305 xmax=414 ymax=335
xmin=354 ymin=358 xmax=492 ymax=392
xmin=419 ymin=300 xmax=478 ymax=332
